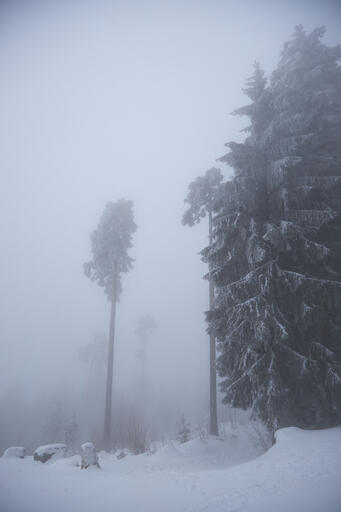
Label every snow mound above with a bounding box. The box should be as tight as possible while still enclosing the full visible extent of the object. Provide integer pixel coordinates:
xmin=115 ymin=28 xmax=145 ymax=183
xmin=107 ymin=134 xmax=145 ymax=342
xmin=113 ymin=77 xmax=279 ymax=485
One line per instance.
xmin=126 ymin=426 xmax=263 ymax=472
xmin=51 ymin=455 xmax=81 ymax=469
xmin=0 ymin=426 xmax=340 ymax=512
xmin=2 ymin=446 xmax=25 ymax=459
xmin=81 ymin=442 xmax=100 ymax=469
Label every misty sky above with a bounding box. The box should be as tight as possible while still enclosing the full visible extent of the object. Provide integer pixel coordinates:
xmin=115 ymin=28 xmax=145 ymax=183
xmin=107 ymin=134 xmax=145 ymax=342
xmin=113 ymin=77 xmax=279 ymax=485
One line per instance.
xmin=1 ymin=0 xmax=340 ymax=423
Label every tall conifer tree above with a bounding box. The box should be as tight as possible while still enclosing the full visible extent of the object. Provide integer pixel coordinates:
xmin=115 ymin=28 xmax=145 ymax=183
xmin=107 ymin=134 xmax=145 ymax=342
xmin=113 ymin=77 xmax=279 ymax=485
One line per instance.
xmin=183 ymin=167 xmax=224 ymax=436
xmin=84 ymin=200 xmax=137 ymax=449
xmin=205 ymin=27 xmax=341 ymax=432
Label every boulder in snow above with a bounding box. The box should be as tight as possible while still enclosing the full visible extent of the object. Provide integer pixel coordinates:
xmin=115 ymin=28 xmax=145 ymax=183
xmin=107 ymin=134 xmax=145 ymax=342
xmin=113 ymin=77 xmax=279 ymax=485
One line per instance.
xmin=2 ymin=446 xmax=25 ymax=459
xmin=81 ymin=442 xmax=100 ymax=469
xmin=33 ymin=443 xmax=67 ymax=463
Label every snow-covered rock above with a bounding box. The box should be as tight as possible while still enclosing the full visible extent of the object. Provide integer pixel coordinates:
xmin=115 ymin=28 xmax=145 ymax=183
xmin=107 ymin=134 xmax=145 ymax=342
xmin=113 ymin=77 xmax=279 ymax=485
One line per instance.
xmin=81 ymin=442 xmax=100 ymax=469
xmin=33 ymin=443 xmax=67 ymax=463
xmin=2 ymin=446 xmax=25 ymax=459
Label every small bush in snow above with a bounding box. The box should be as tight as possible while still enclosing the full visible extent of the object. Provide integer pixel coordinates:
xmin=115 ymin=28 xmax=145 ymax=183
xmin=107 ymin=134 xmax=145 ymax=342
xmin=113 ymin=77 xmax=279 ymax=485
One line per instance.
xmin=127 ymin=413 xmax=147 ymax=454
xmin=248 ymin=421 xmax=273 ymax=451
xmin=177 ymin=416 xmax=191 ymax=443
xmin=116 ymin=449 xmax=129 ymax=460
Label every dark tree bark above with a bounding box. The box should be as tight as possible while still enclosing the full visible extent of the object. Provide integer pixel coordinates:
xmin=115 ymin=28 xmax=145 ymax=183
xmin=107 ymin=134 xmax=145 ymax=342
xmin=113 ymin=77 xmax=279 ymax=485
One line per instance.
xmin=104 ymin=264 xmax=117 ymax=451
xmin=209 ymin=210 xmax=218 ymax=436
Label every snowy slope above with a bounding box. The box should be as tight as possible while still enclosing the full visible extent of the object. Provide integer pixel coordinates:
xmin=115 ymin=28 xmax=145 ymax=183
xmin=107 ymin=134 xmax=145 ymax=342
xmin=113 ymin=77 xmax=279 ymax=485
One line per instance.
xmin=1 ymin=426 xmax=340 ymax=512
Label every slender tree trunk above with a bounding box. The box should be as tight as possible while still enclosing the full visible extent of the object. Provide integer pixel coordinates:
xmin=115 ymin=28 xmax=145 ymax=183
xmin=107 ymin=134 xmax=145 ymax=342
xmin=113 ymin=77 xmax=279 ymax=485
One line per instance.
xmin=104 ymin=264 xmax=117 ymax=451
xmin=209 ymin=210 xmax=219 ymax=436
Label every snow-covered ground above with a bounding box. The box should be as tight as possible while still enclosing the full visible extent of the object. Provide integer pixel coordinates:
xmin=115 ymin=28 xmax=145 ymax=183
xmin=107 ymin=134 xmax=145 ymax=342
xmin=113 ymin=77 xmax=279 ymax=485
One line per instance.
xmin=1 ymin=426 xmax=340 ymax=512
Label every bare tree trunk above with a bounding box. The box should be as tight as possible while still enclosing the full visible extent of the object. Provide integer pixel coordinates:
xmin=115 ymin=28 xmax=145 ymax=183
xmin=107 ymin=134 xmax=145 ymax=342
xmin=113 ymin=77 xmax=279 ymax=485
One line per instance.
xmin=104 ymin=264 xmax=117 ymax=451
xmin=209 ymin=210 xmax=219 ymax=436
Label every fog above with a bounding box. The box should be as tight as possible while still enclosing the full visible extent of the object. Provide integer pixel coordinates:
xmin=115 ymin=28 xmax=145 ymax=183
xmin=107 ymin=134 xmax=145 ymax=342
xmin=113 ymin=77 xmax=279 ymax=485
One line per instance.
xmin=1 ymin=0 xmax=340 ymax=452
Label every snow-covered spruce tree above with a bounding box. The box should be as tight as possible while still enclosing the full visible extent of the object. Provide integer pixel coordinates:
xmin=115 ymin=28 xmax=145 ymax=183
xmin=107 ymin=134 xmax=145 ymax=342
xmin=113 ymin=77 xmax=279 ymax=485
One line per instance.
xmin=176 ymin=415 xmax=190 ymax=444
xmin=84 ymin=200 xmax=137 ymax=450
xmin=134 ymin=315 xmax=157 ymax=424
xmin=204 ymin=27 xmax=341 ymax=432
xmin=183 ymin=167 xmax=224 ymax=436
xmin=79 ymin=331 xmax=106 ymax=395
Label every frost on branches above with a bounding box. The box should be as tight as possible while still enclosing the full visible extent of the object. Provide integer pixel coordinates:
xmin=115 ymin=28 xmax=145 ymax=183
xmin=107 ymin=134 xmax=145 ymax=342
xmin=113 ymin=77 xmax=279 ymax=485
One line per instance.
xmin=84 ymin=200 xmax=137 ymax=300
xmin=204 ymin=27 xmax=341 ymax=432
